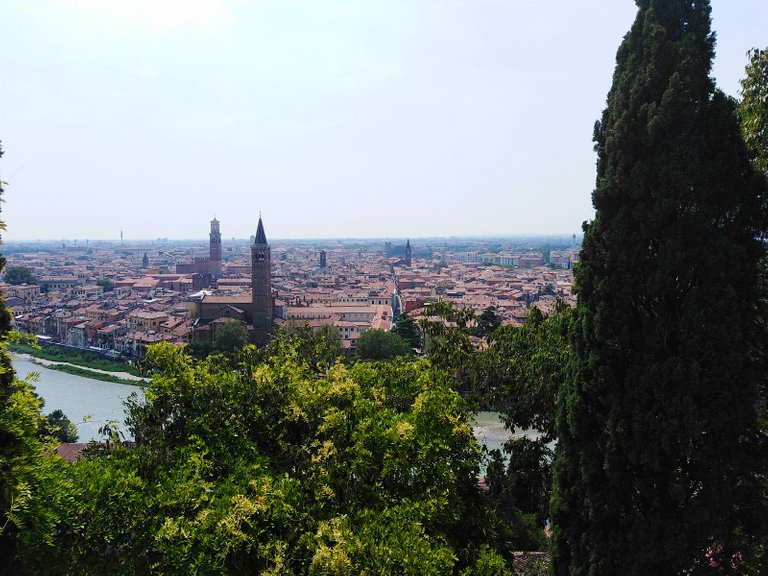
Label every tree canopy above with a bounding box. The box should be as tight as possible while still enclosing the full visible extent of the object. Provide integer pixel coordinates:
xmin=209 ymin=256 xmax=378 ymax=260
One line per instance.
xmin=265 ymin=322 xmax=344 ymax=372
xmin=14 ymin=341 xmax=544 ymax=574
xmin=43 ymin=409 xmax=78 ymax=443
xmin=474 ymin=307 xmax=501 ymax=339
xmin=738 ymin=47 xmax=768 ymax=175
xmin=95 ymin=279 xmax=115 ymax=292
xmin=212 ymin=319 xmax=249 ymax=354
xmin=392 ymin=313 xmax=422 ymax=351
xmin=479 ymin=302 xmax=571 ymax=442
xmin=552 ymin=2 xmax=768 ymax=573
xmin=3 ymin=266 xmax=36 ymax=285
xmin=355 ymin=329 xmax=410 ymax=360
xmin=0 ymin=142 xmax=58 ymax=574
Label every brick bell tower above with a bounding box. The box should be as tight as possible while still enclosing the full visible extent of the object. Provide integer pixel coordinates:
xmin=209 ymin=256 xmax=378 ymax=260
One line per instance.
xmin=209 ymin=217 xmax=222 ymax=276
xmin=405 ymin=238 xmax=412 ymax=266
xmin=251 ymin=215 xmax=273 ymax=341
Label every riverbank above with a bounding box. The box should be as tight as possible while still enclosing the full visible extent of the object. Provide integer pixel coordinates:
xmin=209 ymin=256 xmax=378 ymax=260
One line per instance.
xmin=12 ymin=352 xmax=148 ymax=387
xmin=12 ymin=356 xmax=139 ymax=442
xmin=9 ymin=343 xmax=143 ymax=376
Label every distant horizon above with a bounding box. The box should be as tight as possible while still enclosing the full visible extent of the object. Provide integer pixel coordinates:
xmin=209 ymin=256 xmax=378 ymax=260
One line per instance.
xmin=4 ymin=232 xmax=582 ymax=245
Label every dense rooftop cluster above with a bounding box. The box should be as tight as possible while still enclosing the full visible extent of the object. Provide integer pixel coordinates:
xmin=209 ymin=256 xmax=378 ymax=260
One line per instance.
xmin=1 ymin=238 xmax=577 ymax=357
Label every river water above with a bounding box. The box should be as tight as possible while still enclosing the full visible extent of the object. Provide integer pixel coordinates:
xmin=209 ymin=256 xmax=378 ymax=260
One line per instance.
xmin=12 ymin=356 xmax=519 ymax=451
xmin=472 ymin=411 xmax=540 ymax=454
xmin=12 ymin=356 xmax=141 ymax=442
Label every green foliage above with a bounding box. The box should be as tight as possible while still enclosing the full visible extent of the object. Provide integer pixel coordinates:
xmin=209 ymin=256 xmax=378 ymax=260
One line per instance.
xmin=0 ymin=141 xmax=60 ymax=573
xmin=95 ymin=279 xmax=115 ymax=292
xmin=739 ymin=46 xmax=768 ymax=575
xmin=392 ymin=313 xmax=422 ymax=351
xmin=43 ymin=409 xmax=78 ymax=443
xmin=212 ymin=319 xmax=249 ymax=354
xmin=478 ymin=302 xmax=571 ymax=441
xmin=355 ymin=329 xmax=410 ymax=360
xmin=738 ymin=47 xmax=768 ymax=175
xmin=460 ymin=546 xmax=511 ymax=576
xmin=420 ymin=301 xmax=478 ymax=389
xmin=16 ymin=339 xmax=533 ymax=573
xmin=3 ymin=266 xmax=36 ymax=286
xmin=473 ymin=303 xmax=570 ymax=533
xmin=418 ymin=300 xmax=569 ymax=536
xmin=7 ymin=332 xmax=39 ymax=349
xmin=0 ymin=359 xmax=52 ymax=573
xmin=552 ymin=3 xmax=768 ymax=574
xmin=475 ymin=307 xmax=501 ymax=339
xmin=184 ymin=339 xmax=212 ymax=360
xmin=310 ymin=506 xmax=457 ymax=575
xmin=259 ymin=322 xmax=344 ymax=372
xmin=460 ymin=547 xmax=550 ymax=576
xmin=485 ymin=438 xmax=552 ymax=528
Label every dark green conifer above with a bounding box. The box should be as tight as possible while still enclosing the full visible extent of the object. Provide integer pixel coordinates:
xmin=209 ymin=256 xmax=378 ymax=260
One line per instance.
xmin=551 ymin=2 xmax=768 ymax=574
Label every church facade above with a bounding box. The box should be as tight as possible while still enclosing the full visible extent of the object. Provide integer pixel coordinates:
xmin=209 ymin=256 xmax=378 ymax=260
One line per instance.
xmin=192 ymin=216 xmax=275 ymax=345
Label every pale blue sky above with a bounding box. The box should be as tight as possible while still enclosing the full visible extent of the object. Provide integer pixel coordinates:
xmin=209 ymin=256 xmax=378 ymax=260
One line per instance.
xmin=1 ymin=0 xmax=765 ymax=241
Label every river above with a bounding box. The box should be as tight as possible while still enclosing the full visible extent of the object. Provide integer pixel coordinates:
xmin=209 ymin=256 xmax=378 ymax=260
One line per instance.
xmin=11 ymin=356 xmax=520 ymax=452
xmin=472 ymin=411 xmax=541 ymax=454
xmin=12 ymin=356 xmax=141 ymax=442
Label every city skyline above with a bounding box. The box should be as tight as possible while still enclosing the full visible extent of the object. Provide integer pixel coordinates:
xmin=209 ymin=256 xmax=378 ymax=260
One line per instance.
xmin=3 ymin=229 xmax=580 ymax=244
xmin=1 ymin=0 xmax=766 ymax=240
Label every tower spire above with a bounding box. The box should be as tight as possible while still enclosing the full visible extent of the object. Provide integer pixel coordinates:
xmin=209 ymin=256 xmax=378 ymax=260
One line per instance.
xmin=254 ymin=216 xmax=268 ymax=245
xmin=251 ymin=214 xmax=272 ymax=343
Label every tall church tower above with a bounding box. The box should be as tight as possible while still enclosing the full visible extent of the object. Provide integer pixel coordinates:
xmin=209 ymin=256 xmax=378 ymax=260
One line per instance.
xmin=251 ymin=216 xmax=273 ymax=340
xmin=405 ymin=238 xmax=412 ymax=267
xmin=209 ymin=217 xmax=222 ymax=276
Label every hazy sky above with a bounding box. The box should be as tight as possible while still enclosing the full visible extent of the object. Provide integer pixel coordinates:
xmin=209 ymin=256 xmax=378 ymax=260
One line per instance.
xmin=1 ymin=1 xmax=766 ymax=241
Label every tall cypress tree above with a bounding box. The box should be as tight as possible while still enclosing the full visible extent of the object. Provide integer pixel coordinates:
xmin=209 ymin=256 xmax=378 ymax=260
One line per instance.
xmin=551 ymin=2 xmax=768 ymax=574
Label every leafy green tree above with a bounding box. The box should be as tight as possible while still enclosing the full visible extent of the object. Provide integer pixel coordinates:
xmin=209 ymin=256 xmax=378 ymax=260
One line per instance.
xmin=212 ymin=320 xmax=249 ymax=354
xmin=485 ymin=437 xmax=552 ymax=529
xmin=259 ymin=322 xmax=344 ymax=372
xmin=392 ymin=313 xmax=422 ymax=351
xmin=738 ymin=47 xmax=768 ymax=175
xmin=3 ymin=266 xmax=36 ymax=285
xmin=43 ymin=409 xmax=78 ymax=443
xmin=19 ymin=341 xmax=527 ymax=574
xmin=474 ymin=306 xmax=501 ymax=339
xmin=355 ymin=329 xmax=410 ymax=360
xmin=0 ymin=142 xmax=57 ymax=573
xmin=738 ymin=46 xmax=768 ymax=573
xmin=95 ymin=279 xmax=115 ymax=292
xmin=420 ymin=301 xmax=478 ymax=390
xmin=479 ymin=302 xmax=571 ymax=441
xmin=552 ymin=2 xmax=768 ymax=574
xmin=475 ymin=303 xmax=571 ymax=531
xmin=459 ymin=546 xmax=511 ymax=576
xmin=185 ymin=339 xmax=212 ymax=360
